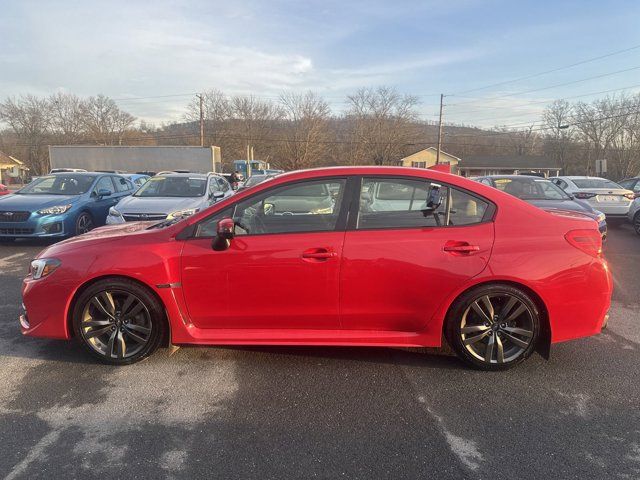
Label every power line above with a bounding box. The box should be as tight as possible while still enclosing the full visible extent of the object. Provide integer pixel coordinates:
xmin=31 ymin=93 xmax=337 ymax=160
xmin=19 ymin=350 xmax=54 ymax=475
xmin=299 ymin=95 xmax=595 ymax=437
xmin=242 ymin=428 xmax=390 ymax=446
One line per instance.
xmin=451 ymin=43 xmax=640 ymax=96
xmin=448 ymin=65 xmax=640 ymax=106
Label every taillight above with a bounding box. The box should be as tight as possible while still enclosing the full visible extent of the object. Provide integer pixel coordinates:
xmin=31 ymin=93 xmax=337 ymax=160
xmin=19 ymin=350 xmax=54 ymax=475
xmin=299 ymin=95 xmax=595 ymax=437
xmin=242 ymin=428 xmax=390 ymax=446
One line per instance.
xmin=624 ymin=193 xmax=635 ymax=200
xmin=574 ymin=192 xmax=596 ymax=199
xmin=565 ymin=229 xmax=602 ymax=258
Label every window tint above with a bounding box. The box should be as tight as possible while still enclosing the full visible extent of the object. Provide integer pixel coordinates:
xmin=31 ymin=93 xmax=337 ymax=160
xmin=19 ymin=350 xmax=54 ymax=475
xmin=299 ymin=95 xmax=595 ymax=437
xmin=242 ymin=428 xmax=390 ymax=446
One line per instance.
xmin=18 ymin=175 xmax=96 ymax=195
xmin=232 ymin=179 xmax=346 ymax=235
xmin=94 ymin=176 xmax=116 ymax=195
xmin=195 ymin=207 xmax=234 ymax=237
xmin=113 ymin=176 xmax=132 ymax=193
xmin=357 ymin=178 xmax=489 ymax=229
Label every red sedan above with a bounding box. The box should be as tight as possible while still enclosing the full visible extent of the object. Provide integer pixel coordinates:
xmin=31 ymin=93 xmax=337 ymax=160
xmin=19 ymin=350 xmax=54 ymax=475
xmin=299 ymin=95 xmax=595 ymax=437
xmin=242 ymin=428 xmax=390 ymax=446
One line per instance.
xmin=20 ymin=167 xmax=611 ymax=370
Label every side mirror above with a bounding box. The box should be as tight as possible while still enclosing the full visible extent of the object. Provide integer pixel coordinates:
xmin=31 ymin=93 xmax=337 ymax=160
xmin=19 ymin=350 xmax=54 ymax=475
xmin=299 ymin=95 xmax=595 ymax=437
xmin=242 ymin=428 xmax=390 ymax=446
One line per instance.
xmin=211 ymin=191 xmax=225 ymax=201
xmin=96 ymin=188 xmax=112 ymax=198
xmin=212 ymin=217 xmax=235 ymax=251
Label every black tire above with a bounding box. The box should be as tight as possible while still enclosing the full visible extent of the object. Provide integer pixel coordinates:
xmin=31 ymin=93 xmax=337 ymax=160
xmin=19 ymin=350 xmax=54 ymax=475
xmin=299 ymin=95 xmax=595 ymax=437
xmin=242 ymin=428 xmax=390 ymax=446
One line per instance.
xmin=634 ymin=212 xmax=640 ymax=236
xmin=445 ymin=284 xmax=540 ymax=371
xmin=72 ymin=278 xmax=166 ymax=365
xmin=75 ymin=211 xmax=94 ymax=236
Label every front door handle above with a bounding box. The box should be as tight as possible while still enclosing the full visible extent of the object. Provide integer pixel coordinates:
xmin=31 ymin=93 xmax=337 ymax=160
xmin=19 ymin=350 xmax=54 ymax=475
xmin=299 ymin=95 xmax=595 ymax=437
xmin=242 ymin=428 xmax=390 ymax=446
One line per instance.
xmin=302 ymin=248 xmax=337 ymax=261
xmin=443 ymin=241 xmax=480 ymax=255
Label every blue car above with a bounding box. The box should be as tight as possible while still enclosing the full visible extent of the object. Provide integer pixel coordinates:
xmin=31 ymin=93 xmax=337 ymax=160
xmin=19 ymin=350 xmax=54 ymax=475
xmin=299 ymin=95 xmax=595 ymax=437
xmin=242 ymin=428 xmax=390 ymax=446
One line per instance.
xmin=124 ymin=173 xmax=150 ymax=189
xmin=0 ymin=172 xmax=135 ymax=240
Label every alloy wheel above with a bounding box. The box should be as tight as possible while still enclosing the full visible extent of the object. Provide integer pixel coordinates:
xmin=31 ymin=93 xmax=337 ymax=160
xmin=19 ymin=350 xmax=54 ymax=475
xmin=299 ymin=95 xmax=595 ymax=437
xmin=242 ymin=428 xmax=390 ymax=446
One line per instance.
xmin=76 ymin=213 xmax=94 ymax=235
xmin=460 ymin=293 xmax=535 ymax=365
xmin=79 ymin=290 xmax=152 ymax=360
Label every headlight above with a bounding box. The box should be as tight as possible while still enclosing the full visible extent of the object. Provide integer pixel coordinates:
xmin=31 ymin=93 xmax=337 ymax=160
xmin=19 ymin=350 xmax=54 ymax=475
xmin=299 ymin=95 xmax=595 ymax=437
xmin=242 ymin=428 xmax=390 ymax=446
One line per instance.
xmin=166 ymin=208 xmax=198 ymax=220
xmin=108 ymin=207 xmax=122 ymax=217
xmin=30 ymin=258 xmax=61 ymax=280
xmin=37 ymin=204 xmax=72 ymax=215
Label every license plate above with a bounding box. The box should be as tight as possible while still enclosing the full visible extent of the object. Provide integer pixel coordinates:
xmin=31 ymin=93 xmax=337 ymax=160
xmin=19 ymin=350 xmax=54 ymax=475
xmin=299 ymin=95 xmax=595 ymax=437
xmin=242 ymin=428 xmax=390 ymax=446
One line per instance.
xmin=597 ymin=195 xmax=620 ymax=202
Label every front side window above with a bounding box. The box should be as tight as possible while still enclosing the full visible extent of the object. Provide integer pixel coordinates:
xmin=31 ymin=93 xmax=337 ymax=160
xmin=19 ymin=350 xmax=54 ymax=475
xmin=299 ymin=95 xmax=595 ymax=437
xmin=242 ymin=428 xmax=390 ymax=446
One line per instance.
xmin=232 ymin=179 xmax=346 ymax=236
xmin=357 ymin=177 xmax=489 ymax=229
xmin=94 ymin=176 xmax=116 ymax=195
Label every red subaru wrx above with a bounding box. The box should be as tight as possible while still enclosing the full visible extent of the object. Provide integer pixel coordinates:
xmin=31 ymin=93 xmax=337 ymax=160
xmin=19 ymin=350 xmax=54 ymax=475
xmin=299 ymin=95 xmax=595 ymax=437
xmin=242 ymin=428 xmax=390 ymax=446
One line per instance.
xmin=20 ymin=167 xmax=612 ymax=370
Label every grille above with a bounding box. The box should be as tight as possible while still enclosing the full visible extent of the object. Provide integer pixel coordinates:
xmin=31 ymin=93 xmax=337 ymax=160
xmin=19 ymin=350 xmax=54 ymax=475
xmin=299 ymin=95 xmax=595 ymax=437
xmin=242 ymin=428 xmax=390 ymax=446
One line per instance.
xmin=0 ymin=227 xmax=34 ymax=235
xmin=0 ymin=211 xmax=30 ymax=222
xmin=123 ymin=213 xmax=167 ymax=222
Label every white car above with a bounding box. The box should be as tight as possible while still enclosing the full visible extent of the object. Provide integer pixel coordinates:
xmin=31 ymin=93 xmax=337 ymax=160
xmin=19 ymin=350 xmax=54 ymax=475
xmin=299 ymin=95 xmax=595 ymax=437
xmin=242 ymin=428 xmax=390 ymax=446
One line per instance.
xmin=550 ymin=176 xmax=634 ymax=221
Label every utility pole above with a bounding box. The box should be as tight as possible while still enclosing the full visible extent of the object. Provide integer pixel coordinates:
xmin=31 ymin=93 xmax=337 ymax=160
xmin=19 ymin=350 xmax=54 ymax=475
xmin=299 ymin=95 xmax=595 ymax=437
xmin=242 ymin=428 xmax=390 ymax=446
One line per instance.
xmin=197 ymin=93 xmax=204 ymax=147
xmin=436 ymin=93 xmax=444 ymax=165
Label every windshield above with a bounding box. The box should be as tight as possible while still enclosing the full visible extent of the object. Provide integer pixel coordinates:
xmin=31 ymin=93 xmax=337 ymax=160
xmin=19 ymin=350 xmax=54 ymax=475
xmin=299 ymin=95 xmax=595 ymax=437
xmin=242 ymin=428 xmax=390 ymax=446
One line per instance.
xmin=17 ymin=175 xmax=96 ymax=195
xmin=572 ymin=178 xmax=621 ymax=189
xmin=134 ymin=176 xmax=206 ymax=197
xmin=244 ymin=176 xmax=268 ymax=187
xmin=493 ymin=177 xmax=570 ymax=200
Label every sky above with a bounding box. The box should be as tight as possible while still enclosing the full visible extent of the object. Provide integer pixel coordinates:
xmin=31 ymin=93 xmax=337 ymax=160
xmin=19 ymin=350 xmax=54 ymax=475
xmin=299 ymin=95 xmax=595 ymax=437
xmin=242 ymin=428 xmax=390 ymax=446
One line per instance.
xmin=1 ymin=0 xmax=640 ymax=127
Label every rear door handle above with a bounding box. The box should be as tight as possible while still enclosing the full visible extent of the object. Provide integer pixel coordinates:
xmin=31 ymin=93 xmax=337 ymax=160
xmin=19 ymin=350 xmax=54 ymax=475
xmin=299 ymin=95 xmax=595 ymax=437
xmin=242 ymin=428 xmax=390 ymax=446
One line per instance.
xmin=302 ymin=248 xmax=337 ymax=261
xmin=443 ymin=242 xmax=480 ymax=255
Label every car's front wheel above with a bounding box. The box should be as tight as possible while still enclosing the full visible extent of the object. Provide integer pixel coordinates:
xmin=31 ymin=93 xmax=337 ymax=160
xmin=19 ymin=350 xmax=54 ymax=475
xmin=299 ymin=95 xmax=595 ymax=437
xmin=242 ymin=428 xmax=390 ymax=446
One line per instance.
xmin=72 ymin=279 xmax=165 ymax=365
xmin=75 ymin=212 xmax=94 ymax=235
xmin=445 ymin=284 xmax=540 ymax=370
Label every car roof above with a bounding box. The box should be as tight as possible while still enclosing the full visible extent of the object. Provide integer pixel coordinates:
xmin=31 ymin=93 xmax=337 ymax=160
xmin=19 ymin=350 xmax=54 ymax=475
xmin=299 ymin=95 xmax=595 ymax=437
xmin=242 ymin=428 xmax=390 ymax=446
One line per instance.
xmin=153 ymin=173 xmax=208 ymax=178
xmin=481 ymin=175 xmax=553 ymax=181
xmin=48 ymin=172 xmax=100 ymax=177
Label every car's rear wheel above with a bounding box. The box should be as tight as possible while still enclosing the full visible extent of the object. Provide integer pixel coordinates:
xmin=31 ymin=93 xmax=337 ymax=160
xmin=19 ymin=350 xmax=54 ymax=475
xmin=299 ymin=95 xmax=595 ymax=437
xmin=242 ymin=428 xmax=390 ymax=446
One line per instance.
xmin=75 ymin=212 xmax=94 ymax=235
xmin=634 ymin=212 xmax=640 ymax=235
xmin=72 ymin=279 xmax=165 ymax=365
xmin=445 ymin=284 xmax=540 ymax=370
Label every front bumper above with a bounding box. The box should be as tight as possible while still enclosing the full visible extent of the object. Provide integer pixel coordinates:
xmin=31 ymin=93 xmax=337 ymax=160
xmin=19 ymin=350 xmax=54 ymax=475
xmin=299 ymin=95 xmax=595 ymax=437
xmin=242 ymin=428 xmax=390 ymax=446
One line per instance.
xmin=0 ymin=213 xmax=71 ymax=238
xmin=21 ymin=274 xmax=73 ymax=339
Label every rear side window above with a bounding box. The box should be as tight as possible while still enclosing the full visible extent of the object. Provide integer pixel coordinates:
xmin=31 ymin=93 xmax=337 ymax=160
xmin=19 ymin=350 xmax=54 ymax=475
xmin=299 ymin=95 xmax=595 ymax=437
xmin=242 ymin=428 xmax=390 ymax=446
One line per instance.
xmin=113 ymin=176 xmax=132 ymax=193
xmin=357 ymin=178 xmax=489 ymax=229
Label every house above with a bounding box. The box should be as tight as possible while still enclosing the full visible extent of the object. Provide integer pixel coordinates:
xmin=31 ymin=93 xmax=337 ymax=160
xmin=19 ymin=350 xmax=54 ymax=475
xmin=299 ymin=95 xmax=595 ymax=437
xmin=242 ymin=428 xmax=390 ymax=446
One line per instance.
xmin=458 ymin=155 xmax=561 ymax=178
xmin=0 ymin=151 xmax=29 ymax=185
xmin=397 ymin=147 xmax=461 ymax=174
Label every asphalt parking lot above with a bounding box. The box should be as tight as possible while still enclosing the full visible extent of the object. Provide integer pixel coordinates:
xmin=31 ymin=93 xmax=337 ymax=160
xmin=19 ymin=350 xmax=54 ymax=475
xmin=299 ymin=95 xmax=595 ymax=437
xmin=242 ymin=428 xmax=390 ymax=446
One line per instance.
xmin=0 ymin=226 xmax=639 ymax=480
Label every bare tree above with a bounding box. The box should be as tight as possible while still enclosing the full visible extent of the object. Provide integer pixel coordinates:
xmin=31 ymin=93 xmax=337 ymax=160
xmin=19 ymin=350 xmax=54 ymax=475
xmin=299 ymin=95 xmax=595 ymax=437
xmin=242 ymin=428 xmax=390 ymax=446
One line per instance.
xmin=49 ymin=92 xmax=85 ymax=143
xmin=573 ymin=96 xmax=627 ymax=175
xmin=542 ymin=100 xmax=575 ymax=174
xmin=277 ymin=91 xmax=330 ymax=170
xmin=345 ymin=86 xmax=421 ymax=165
xmin=81 ymin=94 xmax=135 ymax=145
xmin=0 ymin=95 xmax=52 ymax=173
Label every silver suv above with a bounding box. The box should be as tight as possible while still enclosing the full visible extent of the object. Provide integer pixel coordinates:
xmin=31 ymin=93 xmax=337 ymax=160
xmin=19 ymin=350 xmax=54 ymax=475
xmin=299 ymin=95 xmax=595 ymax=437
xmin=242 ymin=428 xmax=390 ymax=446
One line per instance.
xmin=106 ymin=172 xmax=233 ymax=224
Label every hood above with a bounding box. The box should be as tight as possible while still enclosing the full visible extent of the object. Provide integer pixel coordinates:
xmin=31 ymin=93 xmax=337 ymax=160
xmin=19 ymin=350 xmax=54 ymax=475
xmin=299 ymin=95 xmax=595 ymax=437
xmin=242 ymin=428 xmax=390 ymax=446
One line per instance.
xmin=0 ymin=193 xmax=79 ymax=211
xmin=39 ymin=222 xmax=155 ymax=257
xmin=526 ymin=199 xmax=595 ymax=216
xmin=114 ymin=195 xmax=204 ymax=215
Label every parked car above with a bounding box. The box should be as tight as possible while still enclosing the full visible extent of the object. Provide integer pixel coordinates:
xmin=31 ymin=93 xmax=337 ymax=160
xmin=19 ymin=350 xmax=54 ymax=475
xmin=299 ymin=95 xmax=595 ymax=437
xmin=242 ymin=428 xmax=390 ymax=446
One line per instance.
xmin=49 ymin=168 xmax=88 ymax=174
xmin=550 ymin=176 xmax=634 ymax=222
xmin=123 ymin=173 xmax=150 ymax=188
xmin=238 ymin=173 xmax=278 ymax=191
xmin=476 ymin=175 xmax=607 ymax=237
xmin=106 ymin=172 xmax=233 ymax=224
xmin=21 ymin=167 xmax=611 ymax=370
xmin=0 ymin=183 xmax=10 ymax=196
xmin=628 ymin=197 xmax=640 ymax=235
xmin=0 ymin=172 xmax=135 ymax=240
xmin=617 ymin=177 xmax=640 ymax=198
